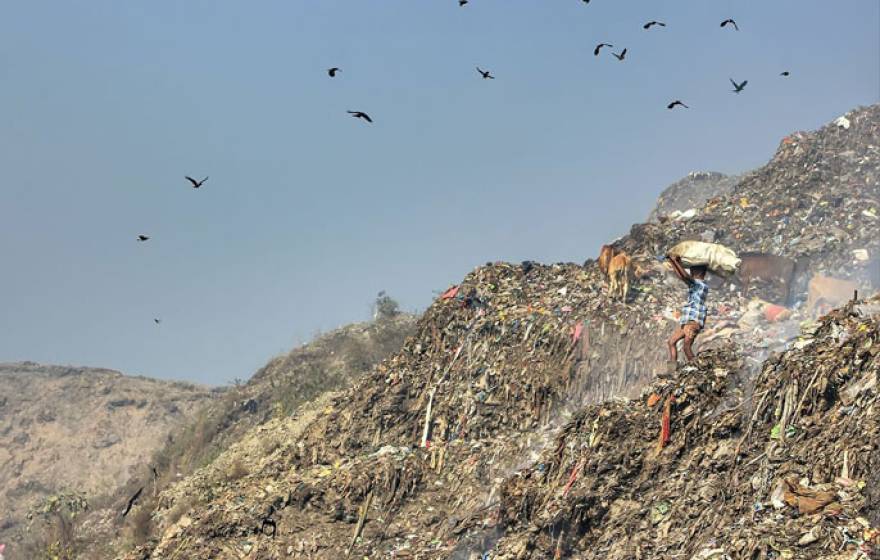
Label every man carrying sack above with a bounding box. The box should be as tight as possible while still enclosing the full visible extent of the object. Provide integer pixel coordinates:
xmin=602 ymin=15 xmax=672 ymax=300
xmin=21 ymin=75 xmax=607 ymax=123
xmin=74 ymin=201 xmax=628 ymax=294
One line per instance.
xmin=664 ymin=241 xmax=739 ymax=370
xmin=666 ymin=256 xmax=709 ymax=368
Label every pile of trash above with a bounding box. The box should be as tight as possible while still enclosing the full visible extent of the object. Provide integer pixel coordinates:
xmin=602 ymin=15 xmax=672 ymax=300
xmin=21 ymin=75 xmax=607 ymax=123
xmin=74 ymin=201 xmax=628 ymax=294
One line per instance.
xmin=648 ymin=171 xmax=742 ymax=223
xmin=630 ymin=105 xmax=880 ymax=292
xmin=117 ymin=105 xmax=880 ymax=559
xmin=123 ymin=259 xmax=677 ymax=559
xmin=489 ymin=295 xmax=880 ymax=559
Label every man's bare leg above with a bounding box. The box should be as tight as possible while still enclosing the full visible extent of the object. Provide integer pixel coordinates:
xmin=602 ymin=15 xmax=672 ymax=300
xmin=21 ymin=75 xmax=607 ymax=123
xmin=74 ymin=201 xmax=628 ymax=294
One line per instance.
xmin=667 ymin=327 xmax=685 ymax=362
xmin=683 ymin=337 xmax=696 ymax=361
xmin=682 ymin=324 xmax=698 ymax=362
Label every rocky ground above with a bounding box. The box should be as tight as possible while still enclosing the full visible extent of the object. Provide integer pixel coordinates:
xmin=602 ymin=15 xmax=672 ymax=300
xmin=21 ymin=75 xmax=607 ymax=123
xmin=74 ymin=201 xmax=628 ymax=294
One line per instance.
xmin=110 ymin=104 xmax=880 ymax=559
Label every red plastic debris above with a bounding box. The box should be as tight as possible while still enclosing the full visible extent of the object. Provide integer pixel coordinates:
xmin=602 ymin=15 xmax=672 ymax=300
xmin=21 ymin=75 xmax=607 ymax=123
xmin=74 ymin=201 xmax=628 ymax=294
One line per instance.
xmin=562 ymin=458 xmax=585 ymax=497
xmin=658 ymin=395 xmax=674 ymax=451
xmin=572 ymin=322 xmax=584 ymax=344
xmin=441 ymin=286 xmax=460 ymax=300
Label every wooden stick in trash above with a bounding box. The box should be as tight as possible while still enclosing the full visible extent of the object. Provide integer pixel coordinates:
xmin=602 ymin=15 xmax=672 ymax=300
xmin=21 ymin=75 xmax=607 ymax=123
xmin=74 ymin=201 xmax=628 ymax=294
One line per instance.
xmin=347 ymin=490 xmax=373 ymax=557
xmin=554 ymin=529 xmax=565 ymax=560
xmin=421 ymin=388 xmax=435 ymax=448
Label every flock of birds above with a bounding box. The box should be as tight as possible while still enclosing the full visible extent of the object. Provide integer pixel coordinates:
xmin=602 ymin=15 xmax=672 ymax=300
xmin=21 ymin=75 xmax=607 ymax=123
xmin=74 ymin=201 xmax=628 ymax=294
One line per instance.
xmin=136 ymin=5 xmax=792 ymax=326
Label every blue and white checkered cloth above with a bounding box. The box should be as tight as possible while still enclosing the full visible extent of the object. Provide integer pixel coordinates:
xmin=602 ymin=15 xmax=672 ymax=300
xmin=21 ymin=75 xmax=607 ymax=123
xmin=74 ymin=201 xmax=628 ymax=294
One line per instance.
xmin=680 ymin=279 xmax=709 ymax=327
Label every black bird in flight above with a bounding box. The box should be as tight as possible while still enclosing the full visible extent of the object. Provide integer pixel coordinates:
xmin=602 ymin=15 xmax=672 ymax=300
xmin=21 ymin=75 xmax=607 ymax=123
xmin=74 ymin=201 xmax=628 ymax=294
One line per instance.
xmin=328 ymin=67 xmax=340 ymax=77
xmin=582 ymin=0 xmax=590 ymax=3
xmin=667 ymin=100 xmax=689 ymax=109
xmin=459 ymin=0 xmax=467 ymax=5
xmin=347 ymin=111 xmax=373 ymax=123
xmin=476 ymin=67 xmax=494 ymax=79
xmin=720 ymin=19 xmax=739 ymax=31
xmin=730 ymin=78 xmax=748 ymax=93
xmin=643 ymin=21 xmax=666 ymax=29
xmin=185 ymin=176 xmax=208 ymax=189
xmin=137 ymin=235 xmax=150 ymax=242
xmin=612 ymin=48 xmax=627 ymax=61
xmin=593 ymin=43 xmax=613 ymax=56
xmin=154 ymin=318 xmax=161 ymax=325
xmin=780 ymin=71 xmax=790 ymax=77
xmin=121 ymin=487 xmax=144 ymax=518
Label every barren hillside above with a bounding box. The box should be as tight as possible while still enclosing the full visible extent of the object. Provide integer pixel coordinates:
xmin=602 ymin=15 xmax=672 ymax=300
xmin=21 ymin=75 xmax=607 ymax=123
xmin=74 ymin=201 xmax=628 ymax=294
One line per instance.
xmin=0 ymin=363 xmax=217 ymax=551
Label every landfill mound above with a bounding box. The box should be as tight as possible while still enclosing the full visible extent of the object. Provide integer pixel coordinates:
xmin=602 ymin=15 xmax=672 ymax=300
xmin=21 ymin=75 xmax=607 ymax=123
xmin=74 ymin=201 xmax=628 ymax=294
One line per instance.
xmin=648 ymin=171 xmax=743 ymax=223
xmin=121 ymin=261 xmax=645 ymax=559
xmin=118 ymin=105 xmax=880 ymax=559
xmin=491 ymin=297 xmax=880 ymax=559
xmin=154 ymin=313 xmax=417 ymax=478
xmin=624 ymin=105 xmax=880 ymax=292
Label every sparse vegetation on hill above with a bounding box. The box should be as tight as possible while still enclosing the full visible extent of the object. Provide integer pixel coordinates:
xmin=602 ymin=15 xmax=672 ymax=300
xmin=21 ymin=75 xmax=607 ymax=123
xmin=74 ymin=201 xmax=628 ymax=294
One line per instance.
xmin=0 ymin=363 xmax=216 ymax=559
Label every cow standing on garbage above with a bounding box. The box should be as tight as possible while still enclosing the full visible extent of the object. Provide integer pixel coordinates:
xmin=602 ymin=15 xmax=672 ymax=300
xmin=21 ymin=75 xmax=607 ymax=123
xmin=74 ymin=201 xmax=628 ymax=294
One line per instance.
xmin=666 ymin=255 xmax=709 ymax=367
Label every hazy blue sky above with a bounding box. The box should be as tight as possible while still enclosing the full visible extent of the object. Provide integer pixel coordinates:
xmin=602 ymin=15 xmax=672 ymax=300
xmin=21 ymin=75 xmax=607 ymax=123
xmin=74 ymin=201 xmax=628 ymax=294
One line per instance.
xmin=1 ymin=1 xmax=877 ymax=384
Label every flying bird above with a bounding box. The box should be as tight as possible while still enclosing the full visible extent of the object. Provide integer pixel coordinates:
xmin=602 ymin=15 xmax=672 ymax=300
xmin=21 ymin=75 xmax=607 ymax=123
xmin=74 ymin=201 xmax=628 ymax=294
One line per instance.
xmin=185 ymin=176 xmax=208 ymax=189
xmin=720 ymin=19 xmax=739 ymax=31
xmin=137 ymin=235 xmax=150 ymax=242
xmin=121 ymin=487 xmax=144 ymax=518
xmin=612 ymin=48 xmax=627 ymax=61
xmin=476 ymin=67 xmax=494 ymax=79
xmin=643 ymin=21 xmax=666 ymax=29
xmin=347 ymin=111 xmax=373 ymax=123
xmin=328 ymin=67 xmax=340 ymax=77
xmin=780 ymin=71 xmax=790 ymax=77
xmin=593 ymin=43 xmax=613 ymax=56
xmin=154 ymin=318 xmax=161 ymax=325
xmin=730 ymin=78 xmax=748 ymax=93
xmin=459 ymin=0 xmax=467 ymax=5
xmin=667 ymin=100 xmax=689 ymax=109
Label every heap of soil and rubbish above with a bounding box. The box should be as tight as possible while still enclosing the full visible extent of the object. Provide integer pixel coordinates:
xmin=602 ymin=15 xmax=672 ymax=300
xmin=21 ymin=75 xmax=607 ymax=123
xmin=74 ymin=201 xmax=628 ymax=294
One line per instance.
xmin=118 ymin=105 xmax=880 ymax=559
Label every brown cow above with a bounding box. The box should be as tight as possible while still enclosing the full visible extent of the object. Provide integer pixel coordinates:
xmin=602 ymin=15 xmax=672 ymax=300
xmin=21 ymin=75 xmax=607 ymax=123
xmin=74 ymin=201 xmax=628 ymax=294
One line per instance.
xmin=736 ymin=253 xmax=798 ymax=304
xmin=805 ymin=275 xmax=859 ymax=317
xmin=598 ymin=244 xmax=615 ymax=278
xmin=608 ymin=252 xmax=632 ymax=301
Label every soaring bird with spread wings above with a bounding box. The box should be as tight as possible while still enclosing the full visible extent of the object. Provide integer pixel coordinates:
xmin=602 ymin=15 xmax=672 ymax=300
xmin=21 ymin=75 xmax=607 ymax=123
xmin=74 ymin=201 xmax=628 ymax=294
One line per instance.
xmin=185 ymin=176 xmax=208 ymax=189
xmin=594 ymin=43 xmax=613 ymax=56
xmin=730 ymin=78 xmax=748 ymax=93
xmin=348 ymin=111 xmax=373 ymax=123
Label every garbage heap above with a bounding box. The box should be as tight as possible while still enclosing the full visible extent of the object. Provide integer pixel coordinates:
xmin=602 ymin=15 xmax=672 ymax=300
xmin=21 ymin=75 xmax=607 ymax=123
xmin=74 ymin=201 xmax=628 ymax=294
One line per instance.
xmin=623 ymin=104 xmax=880 ymax=293
xmin=647 ymin=171 xmax=742 ymax=223
xmin=123 ymin=260 xmax=682 ymax=559
xmin=491 ymin=297 xmax=880 ymax=559
xmin=118 ymin=105 xmax=880 ymax=559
